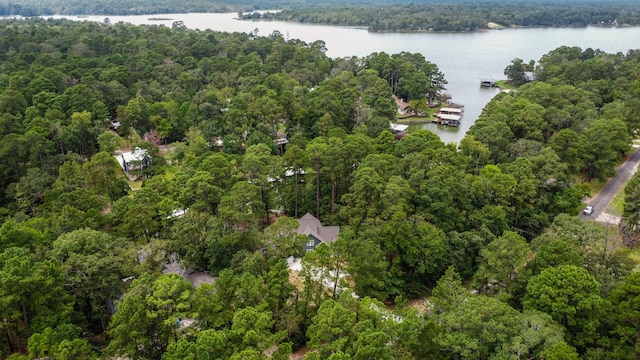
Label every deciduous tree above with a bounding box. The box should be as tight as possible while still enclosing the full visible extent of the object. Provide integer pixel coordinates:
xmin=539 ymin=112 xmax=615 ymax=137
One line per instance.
xmin=261 ymin=216 xmax=307 ymax=259
xmin=523 ymin=265 xmax=604 ymax=349
xmin=435 ymin=295 xmax=522 ymax=359
xmin=107 ymin=274 xmax=194 ymax=359
xmin=473 ymin=231 xmax=530 ymax=296
xmin=50 ymin=229 xmax=135 ymax=330
xmin=504 ymin=58 xmax=529 ymax=86
xmin=0 ymin=247 xmax=73 ymax=351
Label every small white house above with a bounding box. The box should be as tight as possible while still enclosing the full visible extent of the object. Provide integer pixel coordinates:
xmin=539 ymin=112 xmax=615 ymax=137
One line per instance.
xmin=116 ymin=147 xmax=150 ymax=175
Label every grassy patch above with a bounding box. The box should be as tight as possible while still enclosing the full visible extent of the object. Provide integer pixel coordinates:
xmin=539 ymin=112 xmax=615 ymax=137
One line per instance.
xmin=396 ymin=107 xmax=437 ymax=122
xmin=624 ymin=146 xmax=638 ymax=158
xmin=162 ymin=165 xmax=180 ymax=180
xmin=607 ymin=188 xmax=625 ymax=217
xmin=128 ymin=179 xmax=143 ymax=191
xmin=588 ymin=178 xmax=608 ymax=196
xmin=595 ymin=222 xmax=639 ymax=272
xmin=397 ymin=116 xmax=432 ymax=122
xmin=574 ymin=174 xmax=607 ymax=197
xmin=118 ymin=129 xmax=142 ymax=150
xmin=495 ymin=80 xmax=516 ymax=90
xmin=117 ymin=136 xmax=129 ymax=149
xmin=425 ymin=107 xmax=438 ymax=117
xmin=628 ymin=246 xmax=640 ymax=272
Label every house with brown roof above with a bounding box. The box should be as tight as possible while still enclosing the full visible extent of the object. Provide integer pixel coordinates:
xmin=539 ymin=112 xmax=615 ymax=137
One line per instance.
xmin=393 ymin=95 xmax=409 ymax=115
xmin=297 ymin=213 xmax=340 ymax=251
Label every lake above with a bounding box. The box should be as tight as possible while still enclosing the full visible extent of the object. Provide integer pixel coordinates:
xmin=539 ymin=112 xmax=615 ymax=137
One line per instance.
xmin=49 ymin=13 xmax=640 ymax=144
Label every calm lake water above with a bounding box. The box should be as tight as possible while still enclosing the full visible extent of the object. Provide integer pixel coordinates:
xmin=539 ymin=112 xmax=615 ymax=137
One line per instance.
xmin=51 ymin=13 xmax=640 ymax=143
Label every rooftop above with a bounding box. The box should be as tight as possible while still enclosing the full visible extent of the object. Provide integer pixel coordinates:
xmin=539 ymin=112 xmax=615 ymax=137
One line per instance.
xmin=437 ymin=114 xmax=462 ymax=121
xmin=439 ymin=107 xmax=463 ymax=114
xmin=297 ymin=213 xmax=340 ymax=245
xmin=390 ymin=123 xmax=409 ymax=133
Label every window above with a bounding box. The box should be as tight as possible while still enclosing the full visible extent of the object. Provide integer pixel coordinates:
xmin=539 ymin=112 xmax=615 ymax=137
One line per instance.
xmin=307 ymin=238 xmax=315 ymax=247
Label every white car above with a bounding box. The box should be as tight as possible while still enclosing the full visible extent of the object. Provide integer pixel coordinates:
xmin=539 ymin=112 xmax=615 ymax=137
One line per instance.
xmin=583 ymin=205 xmax=594 ymax=216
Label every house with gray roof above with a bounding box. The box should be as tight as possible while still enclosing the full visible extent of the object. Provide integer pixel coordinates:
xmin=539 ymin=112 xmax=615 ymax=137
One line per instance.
xmin=297 ymin=213 xmax=340 ymax=252
xmin=115 ymin=147 xmax=150 ymax=178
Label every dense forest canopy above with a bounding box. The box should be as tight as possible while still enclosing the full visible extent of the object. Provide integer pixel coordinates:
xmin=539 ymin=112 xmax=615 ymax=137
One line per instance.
xmin=1 ymin=15 xmax=640 ymax=360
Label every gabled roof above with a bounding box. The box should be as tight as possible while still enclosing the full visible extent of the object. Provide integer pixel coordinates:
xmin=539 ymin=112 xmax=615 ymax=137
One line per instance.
xmin=121 ymin=147 xmax=148 ymax=164
xmin=436 ymin=113 xmax=462 ymax=121
xmin=439 ymin=107 xmax=463 ymax=114
xmin=390 ymin=123 xmax=409 ymax=133
xmin=297 ymin=213 xmax=340 ymax=245
xmin=393 ymin=94 xmax=409 ymax=109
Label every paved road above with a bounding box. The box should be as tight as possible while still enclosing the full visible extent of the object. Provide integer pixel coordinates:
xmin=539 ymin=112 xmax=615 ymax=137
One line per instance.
xmin=580 ymin=147 xmax=640 ymax=220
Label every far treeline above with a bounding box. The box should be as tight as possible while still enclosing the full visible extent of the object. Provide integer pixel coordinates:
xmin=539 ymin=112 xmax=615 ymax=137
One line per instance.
xmin=249 ymin=0 xmax=640 ymax=32
xmin=2 ymin=16 xmax=640 ymax=360
xmin=3 ymin=0 xmax=640 ymax=32
xmin=0 ymin=0 xmax=466 ymax=16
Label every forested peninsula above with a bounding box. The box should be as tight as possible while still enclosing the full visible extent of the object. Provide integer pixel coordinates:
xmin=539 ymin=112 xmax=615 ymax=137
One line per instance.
xmin=2 ymin=15 xmax=640 ymax=360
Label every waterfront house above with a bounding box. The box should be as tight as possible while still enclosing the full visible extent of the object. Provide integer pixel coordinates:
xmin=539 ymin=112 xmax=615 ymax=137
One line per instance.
xmin=393 ymin=95 xmax=409 ymax=115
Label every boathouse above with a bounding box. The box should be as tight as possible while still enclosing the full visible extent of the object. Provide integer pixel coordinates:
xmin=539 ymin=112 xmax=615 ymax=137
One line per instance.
xmin=435 ymin=114 xmax=462 ymax=126
xmin=480 ymin=79 xmax=497 ymax=87
xmin=435 ymin=107 xmax=463 ymax=127
xmin=439 ymin=107 xmax=463 ymax=116
xmin=389 ymin=123 xmax=409 ymax=139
